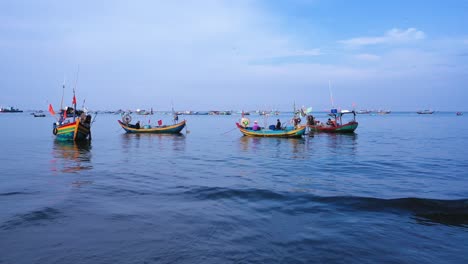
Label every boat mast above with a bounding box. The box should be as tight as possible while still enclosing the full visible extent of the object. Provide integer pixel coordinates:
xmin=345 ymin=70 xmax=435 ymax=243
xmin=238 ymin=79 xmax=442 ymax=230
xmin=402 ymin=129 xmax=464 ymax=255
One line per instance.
xmin=328 ymin=80 xmax=334 ymax=108
xmin=73 ymin=66 xmax=80 ymax=122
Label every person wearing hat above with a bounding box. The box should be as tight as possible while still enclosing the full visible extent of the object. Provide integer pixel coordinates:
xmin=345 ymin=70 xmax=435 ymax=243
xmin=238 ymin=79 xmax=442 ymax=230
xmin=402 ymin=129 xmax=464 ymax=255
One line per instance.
xmin=252 ymin=120 xmax=260 ymax=131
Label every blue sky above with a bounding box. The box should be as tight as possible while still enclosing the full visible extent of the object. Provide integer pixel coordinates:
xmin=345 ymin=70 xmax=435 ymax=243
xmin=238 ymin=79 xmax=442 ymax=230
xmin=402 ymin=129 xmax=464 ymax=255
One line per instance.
xmin=1 ymin=0 xmax=467 ymax=111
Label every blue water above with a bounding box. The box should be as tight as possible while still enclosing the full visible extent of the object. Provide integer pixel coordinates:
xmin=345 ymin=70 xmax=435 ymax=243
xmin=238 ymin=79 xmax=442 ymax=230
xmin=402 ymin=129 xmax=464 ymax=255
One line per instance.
xmin=0 ymin=112 xmax=467 ymax=263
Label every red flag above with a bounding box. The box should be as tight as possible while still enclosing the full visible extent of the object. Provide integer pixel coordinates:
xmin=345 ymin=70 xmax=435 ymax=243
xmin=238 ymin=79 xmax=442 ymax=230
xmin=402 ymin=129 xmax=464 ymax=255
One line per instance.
xmin=158 ymin=120 xmax=162 ymax=126
xmin=63 ymin=109 xmax=67 ymax=119
xmin=72 ymin=95 xmax=76 ymax=105
xmin=48 ymin=104 xmax=56 ymax=116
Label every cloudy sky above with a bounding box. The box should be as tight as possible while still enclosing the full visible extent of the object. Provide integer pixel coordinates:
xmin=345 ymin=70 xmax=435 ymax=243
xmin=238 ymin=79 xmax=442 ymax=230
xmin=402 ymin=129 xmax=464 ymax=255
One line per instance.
xmin=1 ymin=0 xmax=467 ymax=111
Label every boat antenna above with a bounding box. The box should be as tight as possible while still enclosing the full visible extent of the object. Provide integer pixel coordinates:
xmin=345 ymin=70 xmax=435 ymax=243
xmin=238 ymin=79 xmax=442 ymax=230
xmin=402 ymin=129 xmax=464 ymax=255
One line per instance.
xmin=60 ymin=76 xmax=66 ymax=111
xmin=73 ymin=65 xmax=80 ymax=121
xmin=293 ymin=101 xmax=296 ymax=116
xmin=328 ymin=80 xmax=334 ymax=108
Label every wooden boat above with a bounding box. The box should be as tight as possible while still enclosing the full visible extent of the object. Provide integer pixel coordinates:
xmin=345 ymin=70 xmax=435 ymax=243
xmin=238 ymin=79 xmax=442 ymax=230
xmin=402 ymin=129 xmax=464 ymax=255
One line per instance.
xmin=308 ymin=109 xmax=358 ymax=133
xmin=118 ymin=119 xmax=186 ymax=134
xmin=235 ymin=122 xmax=305 ymax=138
xmin=53 ymin=116 xmax=92 ymax=141
xmin=50 ymin=82 xmax=93 ymax=142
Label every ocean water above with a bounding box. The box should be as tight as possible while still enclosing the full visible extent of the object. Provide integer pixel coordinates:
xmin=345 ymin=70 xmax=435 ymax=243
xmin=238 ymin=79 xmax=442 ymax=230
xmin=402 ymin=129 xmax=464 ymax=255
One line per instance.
xmin=0 ymin=112 xmax=467 ymax=263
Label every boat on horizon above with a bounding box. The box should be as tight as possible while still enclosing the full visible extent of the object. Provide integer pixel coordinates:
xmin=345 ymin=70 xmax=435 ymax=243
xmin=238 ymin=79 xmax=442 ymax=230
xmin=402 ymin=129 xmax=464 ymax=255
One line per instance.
xmin=33 ymin=112 xmax=46 ymax=117
xmin=357 ymin=109 xmax=371 ymax=114
xmin=417 ymin=109 xmax=434 ymax=114
xmin=377 ymin=110 xmax=391 ymax=115
xmin=0 ymin=106 xmax=23 ymax=113
xmin=456 ymin=112 xmax=463 ymax=116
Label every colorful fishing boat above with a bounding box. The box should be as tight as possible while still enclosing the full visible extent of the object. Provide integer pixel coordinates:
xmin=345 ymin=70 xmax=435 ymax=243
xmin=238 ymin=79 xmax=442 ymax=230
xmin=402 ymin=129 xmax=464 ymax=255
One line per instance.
xmin=117 ymin=114 xmax=186 ymax=134
xmin=308 ymin=109 xmax=358 ymax=133
xmin=235 ymin=120 xmax=305 ymax=138
xmin=52 ymin=109 xmax=92 ymax=141
xmin=49 ymin=82 xmax=93 ymax=142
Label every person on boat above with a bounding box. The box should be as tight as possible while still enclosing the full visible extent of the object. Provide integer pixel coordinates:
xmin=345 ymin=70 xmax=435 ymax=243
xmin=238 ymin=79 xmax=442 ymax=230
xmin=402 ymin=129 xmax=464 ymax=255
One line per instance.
xmin=326 ymin=118 xmax=336 ymax=127
xmin=135 ymin=121 xmax=141 ymax=129
xmin=252 ymin=121 xmax=260 ymax=131
xmin=293 ymin=117 xmax=301 ymax=127
xmin=307 ymin=115 xmax=315 ymax=126
xmin=83 ymin=115 xmax=92 ymax=128
xmin=173 ymin=113 xmax=179 ymax=123
xmin=276 ymin=119 xmax=282 ymax=130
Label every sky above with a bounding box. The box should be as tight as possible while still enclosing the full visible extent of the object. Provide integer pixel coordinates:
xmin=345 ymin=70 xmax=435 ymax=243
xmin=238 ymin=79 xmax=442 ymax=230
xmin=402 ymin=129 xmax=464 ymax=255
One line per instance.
xmin=1 ymin=0 xmax=467 ymax=111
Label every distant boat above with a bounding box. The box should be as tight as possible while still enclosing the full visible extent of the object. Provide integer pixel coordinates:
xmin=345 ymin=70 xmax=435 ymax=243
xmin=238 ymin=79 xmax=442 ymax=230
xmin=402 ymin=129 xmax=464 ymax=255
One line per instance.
xmin=377 ymin=110 xmax=391 ymax=115
xmin=0 ymin=106 xmax=23 ymax=113
xmin=456 ymin=112 xmax=463 ymax=116
xmin=118 ymin=114 xmax=186 ymax=134
xmin=308 ymin=109 xmax=358 ymax=133
xmin=357 ymin=109 xmax=371 ymax=114
xmin=33 ymin=113 xmax=46 ymax=117
xmin=417 ymin=110 xmax=434 ymax=114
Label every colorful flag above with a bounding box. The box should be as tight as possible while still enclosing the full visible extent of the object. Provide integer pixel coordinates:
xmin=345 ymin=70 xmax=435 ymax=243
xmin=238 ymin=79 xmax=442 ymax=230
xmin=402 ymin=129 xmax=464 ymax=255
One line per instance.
xmin=72 ymin=95 xmax=76 ymax=105
xmin=63 ymin=109 xmax=67 ymax=119
xmin=158 ymin=120 xmax=162 ymax=126
xmin=48 ymin=104 xmax=55 ymax=116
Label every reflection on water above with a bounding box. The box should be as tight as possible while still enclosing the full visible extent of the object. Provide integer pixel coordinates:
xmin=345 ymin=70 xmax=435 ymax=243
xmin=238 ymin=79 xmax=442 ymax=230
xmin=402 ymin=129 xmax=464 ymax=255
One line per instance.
xmin=50 ymin=140 xmax=92 ymax=173
xmin=120 ymin=133 xmax=186 ymax=153
xmin=239 ymin=136 xmax=306 ymax=158
xmin=321 ymin=133 xmax=358 ymax=154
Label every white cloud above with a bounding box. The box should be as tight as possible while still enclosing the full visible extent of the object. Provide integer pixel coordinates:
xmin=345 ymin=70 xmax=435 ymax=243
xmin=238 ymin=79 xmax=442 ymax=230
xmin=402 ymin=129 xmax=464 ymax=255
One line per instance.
xmin=354 ymin=53 xmax=380 ymax=61
xmin=339 ymin=28 xmax=426 ymax=47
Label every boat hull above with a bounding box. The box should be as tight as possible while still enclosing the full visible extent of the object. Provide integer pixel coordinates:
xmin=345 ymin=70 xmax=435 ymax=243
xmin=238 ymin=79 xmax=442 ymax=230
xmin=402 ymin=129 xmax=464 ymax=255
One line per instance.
xmin=236 ymin=123 xmax=305 ymax=138
xmin=55 ymin=119 xmax=91 ymax=142
xmin=308 ymin=121 xmax=358 ymax=133
xmin=118 ymin=120 xmax=186 ymax=134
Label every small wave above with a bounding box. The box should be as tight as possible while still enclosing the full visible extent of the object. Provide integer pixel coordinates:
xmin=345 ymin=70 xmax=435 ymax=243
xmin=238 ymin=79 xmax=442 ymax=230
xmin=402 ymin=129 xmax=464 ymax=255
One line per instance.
xmin=182 ymin=186 xmax=287 ymax=201
xmin=1 ymin=207 xmax=63 ymax=230
xmin=0 ymin=191 xmax=37 ymax=196
xmin=180 ymin=186 xmax=468 ymax=227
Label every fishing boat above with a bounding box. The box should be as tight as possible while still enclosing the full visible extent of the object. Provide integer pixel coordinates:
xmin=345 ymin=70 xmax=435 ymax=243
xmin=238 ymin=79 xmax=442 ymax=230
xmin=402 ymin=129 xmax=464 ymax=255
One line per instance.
xmin=52 ymin=107 xmax=92 ymax=142
xmin=308 ymin=109 xmax=358 ymax=133
xmin=49 ymin=82 xmax=93 ymax=142
xmin=456 ymin=112 xmax=463 ymax=116
xmin=357 ymin=109 xmax=371 ymax=114
xmin=235 ymin=118 xmax=305 ymax=138
xmin=117 ymin=114 xmax=186 ymax=134
xmin=0 ymin=106 xmax=23 ymax=113
xmin=417 ymin=109 xmax=434 ymax=114
xmin=33 ymin=113 xmax=46 ymax=117
xmin=377 ymin=110 xmax=391 ymax=114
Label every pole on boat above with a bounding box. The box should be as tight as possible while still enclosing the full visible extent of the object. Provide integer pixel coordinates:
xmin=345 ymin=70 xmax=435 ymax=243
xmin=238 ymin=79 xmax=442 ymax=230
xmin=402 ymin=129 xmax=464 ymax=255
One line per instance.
xmin=73 ymin=66 xmax=80 ymax=122
xmin=60 ymin=77 xmax=65 ymax=112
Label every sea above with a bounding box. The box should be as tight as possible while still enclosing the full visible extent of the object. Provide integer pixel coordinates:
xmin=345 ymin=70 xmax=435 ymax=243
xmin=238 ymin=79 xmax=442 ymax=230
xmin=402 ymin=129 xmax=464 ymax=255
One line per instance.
xmin=0 ymin=112 xmax=467 ymax=264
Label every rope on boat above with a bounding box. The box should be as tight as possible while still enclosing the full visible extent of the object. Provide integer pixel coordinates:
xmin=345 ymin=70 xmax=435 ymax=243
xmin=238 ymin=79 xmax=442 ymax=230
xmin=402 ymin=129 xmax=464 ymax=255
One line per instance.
xmin=221 ymin=127 xmax=237 ymax=135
